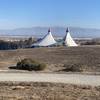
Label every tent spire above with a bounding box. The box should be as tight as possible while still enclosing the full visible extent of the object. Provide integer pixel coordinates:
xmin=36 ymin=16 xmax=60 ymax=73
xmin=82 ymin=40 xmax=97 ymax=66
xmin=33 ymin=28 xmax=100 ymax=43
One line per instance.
xmin=66 ymin=27 xmax=69 ymax=33
xmin=48 ymin=28 xmax=51 ymax=33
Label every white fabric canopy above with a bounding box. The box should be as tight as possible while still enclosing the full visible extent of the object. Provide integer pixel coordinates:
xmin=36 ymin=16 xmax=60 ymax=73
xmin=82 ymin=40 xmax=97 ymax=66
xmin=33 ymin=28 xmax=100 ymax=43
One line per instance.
xmin=64 ymin=28 xmax=78 ymax=47
xmin=32 ymin=29 xmax=56 ymax=47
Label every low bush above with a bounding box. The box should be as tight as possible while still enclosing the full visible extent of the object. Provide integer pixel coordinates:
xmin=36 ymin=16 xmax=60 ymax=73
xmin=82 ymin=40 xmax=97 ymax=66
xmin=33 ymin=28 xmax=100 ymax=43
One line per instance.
xmin=63 ymin=64 xmax=83 ymax=72
xmin=16 ymin=58 xmax=46 ymax=71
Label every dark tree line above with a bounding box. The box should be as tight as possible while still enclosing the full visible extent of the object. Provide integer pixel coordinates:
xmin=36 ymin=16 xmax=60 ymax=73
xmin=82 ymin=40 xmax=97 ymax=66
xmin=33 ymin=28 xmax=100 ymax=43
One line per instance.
xmin=0 ymin=37 xmax=36 ymax=50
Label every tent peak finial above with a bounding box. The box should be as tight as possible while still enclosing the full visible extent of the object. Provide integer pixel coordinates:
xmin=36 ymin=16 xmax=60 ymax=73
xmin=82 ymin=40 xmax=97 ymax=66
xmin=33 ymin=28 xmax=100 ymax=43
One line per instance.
xmin=48 ymin=28 xmax=51 ymax=33
xmin=66 ymin=27 xmax=69 ymax=32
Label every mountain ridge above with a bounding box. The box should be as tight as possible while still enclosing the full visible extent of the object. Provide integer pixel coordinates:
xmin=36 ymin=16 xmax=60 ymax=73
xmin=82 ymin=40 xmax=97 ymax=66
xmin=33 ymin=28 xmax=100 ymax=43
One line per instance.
xmin=0 ymin=26 xmax=100 ymax=38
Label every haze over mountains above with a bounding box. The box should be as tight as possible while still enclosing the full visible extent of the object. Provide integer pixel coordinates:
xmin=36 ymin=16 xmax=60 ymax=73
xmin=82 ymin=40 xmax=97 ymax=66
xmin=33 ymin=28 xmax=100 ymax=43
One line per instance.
xmin=0 ymin=27 xmax=100 ymax=38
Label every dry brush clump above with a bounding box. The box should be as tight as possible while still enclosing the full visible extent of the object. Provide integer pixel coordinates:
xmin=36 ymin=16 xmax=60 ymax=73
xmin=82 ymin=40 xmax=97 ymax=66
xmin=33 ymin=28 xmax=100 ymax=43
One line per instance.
xmin=10 ymin=58 xmax=47 ymax=71
xmin=17 ymin=58 xmax=47 ymax=71
xmin=63 ymin=63 xmax=89 ymax=72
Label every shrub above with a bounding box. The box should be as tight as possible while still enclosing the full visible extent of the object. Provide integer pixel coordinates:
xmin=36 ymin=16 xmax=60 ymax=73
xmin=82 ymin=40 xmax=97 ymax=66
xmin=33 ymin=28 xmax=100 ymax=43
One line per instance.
xmin=16 ymin=58 xmax=46 ymax=71
xmin=63 ymin=64 xmax=83 ymax=72
xmin=33 ymin=63 xmax=47 ymax=71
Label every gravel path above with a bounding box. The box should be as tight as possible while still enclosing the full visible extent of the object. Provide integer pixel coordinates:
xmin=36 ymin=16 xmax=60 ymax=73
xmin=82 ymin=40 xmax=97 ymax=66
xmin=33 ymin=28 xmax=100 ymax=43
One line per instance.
xmin=0 ymin=73 xmax=100 ymax=86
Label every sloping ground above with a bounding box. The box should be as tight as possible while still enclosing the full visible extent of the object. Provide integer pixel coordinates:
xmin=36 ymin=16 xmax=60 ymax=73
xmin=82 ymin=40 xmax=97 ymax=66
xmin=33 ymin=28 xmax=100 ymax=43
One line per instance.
xmin=0 ymin=46 xmax=100 ymax=72
xmin=0 ymin=82 xmax=100 ymax=100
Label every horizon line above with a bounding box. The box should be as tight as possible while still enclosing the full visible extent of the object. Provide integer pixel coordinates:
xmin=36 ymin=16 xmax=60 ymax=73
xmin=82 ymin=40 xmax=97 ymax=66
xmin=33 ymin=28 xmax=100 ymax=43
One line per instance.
xmin=0 ymin=26 xmax=100 ymax=30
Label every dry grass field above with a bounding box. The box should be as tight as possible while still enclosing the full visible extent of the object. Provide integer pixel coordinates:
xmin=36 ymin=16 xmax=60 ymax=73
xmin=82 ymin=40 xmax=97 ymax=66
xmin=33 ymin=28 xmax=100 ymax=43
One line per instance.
xmin=0 ymin=82 xmax=99 ymax=100
xmin=0 ymin=46 xmax=100 ymax=72
xmin=0 ymin=46 xmax=100 ymax=100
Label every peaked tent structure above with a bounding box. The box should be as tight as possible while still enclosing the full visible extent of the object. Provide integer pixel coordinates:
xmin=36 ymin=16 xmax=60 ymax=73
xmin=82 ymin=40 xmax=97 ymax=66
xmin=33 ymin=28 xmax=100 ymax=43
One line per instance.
xmin=63 ymin=28 xmax=78 ymax=47
xmin=32 ymin=29 xmax=57 ymax=47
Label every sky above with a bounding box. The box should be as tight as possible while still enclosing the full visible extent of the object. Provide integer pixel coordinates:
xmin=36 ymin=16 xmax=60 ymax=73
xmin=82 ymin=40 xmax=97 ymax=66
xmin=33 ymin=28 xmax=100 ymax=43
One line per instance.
xmin=0 ymin=0 xmax=100 ymax=29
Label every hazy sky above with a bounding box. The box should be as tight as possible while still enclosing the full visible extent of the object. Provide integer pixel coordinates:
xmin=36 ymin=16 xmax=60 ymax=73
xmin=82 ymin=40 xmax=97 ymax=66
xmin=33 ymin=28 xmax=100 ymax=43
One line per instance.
xmin=0 ymin=0 xmax=100 ymax=29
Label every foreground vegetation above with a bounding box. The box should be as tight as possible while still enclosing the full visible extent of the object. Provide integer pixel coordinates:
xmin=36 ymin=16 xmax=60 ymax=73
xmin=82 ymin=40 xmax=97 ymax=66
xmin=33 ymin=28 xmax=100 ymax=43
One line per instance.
xmin=9 ymin=58 xmax=47 ymax=71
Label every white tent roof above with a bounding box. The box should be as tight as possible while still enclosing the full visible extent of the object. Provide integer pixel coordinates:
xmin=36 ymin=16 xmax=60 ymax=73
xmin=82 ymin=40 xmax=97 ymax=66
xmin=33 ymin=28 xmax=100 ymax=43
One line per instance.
xmin=64 ymin=28 xmax=78 ymax=47
xmin=32 ymin=29 xmax=57 ymax=47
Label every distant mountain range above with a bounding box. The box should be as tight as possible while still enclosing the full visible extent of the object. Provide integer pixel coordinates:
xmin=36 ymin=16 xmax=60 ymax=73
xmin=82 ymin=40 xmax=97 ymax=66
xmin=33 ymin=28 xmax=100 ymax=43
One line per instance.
xmin=0 ymin=27 xmax=100 ymax=38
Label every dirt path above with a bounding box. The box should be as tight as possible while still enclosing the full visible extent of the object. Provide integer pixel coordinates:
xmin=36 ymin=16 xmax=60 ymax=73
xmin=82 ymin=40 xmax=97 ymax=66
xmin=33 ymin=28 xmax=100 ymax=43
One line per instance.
xmin=0 ymin=72 xmax=100 ymax=86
